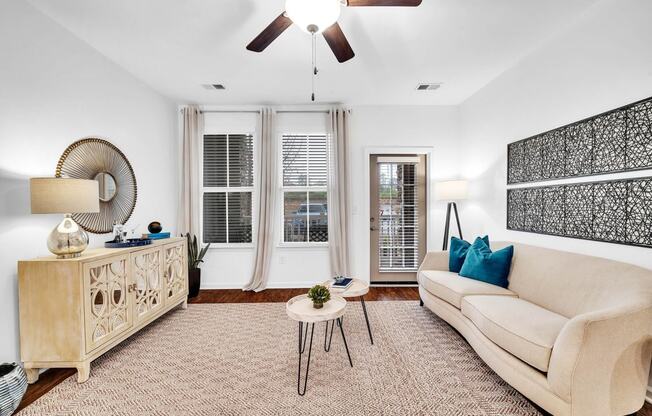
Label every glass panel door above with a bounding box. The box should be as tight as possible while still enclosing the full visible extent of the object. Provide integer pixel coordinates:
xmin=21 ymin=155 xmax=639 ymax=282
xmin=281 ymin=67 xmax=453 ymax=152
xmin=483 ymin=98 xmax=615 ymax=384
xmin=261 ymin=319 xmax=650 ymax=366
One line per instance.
xmin=370 ymin=154 xmax=427 ymax=283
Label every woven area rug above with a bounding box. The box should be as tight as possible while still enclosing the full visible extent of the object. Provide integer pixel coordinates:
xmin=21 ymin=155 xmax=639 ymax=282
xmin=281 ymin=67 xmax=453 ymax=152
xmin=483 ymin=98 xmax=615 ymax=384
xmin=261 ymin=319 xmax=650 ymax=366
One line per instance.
xmin=19 ymin=301 xmax=541 ymax=415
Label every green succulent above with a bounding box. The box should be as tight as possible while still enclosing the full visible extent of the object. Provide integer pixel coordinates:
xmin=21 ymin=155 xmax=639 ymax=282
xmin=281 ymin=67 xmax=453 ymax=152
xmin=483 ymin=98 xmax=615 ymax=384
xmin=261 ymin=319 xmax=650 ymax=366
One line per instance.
xmin=307 ymin=284 xmax=331 ymax=306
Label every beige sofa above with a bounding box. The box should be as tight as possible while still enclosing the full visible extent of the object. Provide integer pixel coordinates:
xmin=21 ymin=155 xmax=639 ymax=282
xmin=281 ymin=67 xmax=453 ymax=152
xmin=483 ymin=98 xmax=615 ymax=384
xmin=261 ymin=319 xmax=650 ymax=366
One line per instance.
xmin=418 ymin=242 xmax=652 ymax=416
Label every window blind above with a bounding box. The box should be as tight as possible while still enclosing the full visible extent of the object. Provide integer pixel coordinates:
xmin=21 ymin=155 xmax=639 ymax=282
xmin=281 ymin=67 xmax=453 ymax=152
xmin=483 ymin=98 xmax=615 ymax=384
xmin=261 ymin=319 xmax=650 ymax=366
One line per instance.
xmin=282 ymin=134 xmax=328 ymax=187
xmin=202 ymin=134 xmax=254 ymax=244
xmin=281 ymin=134 xmax=329 ymax=244
xmin=378 ymin=163 xmax=419 ymax=271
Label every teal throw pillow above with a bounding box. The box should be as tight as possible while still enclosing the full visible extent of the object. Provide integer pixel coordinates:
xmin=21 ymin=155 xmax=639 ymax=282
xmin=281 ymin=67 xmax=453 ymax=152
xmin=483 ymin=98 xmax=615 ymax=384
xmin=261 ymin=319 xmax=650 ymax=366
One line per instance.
xmin=459 ymin=237 xmax=513 ymax=288
xmin=448 ymin=235 xmax=489 ymax=273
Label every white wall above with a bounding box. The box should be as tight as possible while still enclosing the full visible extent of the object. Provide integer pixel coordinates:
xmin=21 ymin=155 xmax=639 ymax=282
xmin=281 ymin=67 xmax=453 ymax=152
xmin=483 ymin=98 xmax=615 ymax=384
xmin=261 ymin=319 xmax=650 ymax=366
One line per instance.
xmin=459 ymin=0 xmax=652 ymax=270
xmin=458 ymin=0 xmax=652 ymax=399
xmin=200 ymin=106 xmax=461 ymax=288
xmin=0 ymin=1 xmax=178 ymax=364
xmin=348 ymin=106 xmax=461 ymax=283
xmin=200 ymin=111 xmax=333 ymax=289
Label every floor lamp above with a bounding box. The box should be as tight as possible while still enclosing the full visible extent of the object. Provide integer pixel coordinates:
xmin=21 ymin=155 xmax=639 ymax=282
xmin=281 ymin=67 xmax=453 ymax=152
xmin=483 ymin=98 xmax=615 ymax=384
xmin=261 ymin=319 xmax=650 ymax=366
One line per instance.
xmin=435 ymin=180 xmax=468 ymax=251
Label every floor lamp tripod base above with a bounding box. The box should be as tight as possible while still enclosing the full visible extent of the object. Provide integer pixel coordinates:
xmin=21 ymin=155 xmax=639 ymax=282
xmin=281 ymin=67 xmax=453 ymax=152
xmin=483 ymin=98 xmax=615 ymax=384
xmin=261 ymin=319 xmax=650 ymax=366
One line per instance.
xmin=442 ymin=202 xmax=462 ymax=251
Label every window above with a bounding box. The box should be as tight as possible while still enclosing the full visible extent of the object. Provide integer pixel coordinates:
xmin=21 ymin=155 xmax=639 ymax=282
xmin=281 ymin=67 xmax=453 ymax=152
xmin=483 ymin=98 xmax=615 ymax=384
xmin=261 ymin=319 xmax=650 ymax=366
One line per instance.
xmin=281 ymin=134 xmax=328 ymax=244
xmin=378 ymin=162 xmax=419 ymax=271
xmin=202 ymin=134 xmax=254 ymax=244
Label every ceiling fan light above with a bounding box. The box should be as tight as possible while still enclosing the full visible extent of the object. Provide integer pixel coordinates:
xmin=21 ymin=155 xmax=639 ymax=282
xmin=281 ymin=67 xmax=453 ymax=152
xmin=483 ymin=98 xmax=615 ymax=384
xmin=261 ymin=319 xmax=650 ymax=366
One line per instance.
xmin=285 ymin=0 xmax=341 ymax=33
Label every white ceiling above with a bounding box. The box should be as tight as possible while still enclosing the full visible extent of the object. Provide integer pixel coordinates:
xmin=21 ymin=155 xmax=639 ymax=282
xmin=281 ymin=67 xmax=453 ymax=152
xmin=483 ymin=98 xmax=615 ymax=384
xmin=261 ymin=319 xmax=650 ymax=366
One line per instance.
xmin=28 ymin=0 xmax=598 ymax=106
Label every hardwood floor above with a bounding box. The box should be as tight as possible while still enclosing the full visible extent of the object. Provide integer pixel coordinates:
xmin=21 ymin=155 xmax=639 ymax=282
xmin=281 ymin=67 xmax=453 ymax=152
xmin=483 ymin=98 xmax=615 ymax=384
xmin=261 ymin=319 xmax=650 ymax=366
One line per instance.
xmin=15 ymin=287 xmax=652 ymax=416
xmin=188 ymin=286 xmax=420 ymax=304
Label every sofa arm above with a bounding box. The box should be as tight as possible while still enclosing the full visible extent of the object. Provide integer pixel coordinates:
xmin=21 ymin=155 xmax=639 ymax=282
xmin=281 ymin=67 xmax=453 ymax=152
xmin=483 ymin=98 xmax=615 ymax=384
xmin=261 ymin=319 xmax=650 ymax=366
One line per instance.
xmin=417 ymin=251 xmax=449 ymax=274
xmin=547 ymin=302 xmax=652 ymax=415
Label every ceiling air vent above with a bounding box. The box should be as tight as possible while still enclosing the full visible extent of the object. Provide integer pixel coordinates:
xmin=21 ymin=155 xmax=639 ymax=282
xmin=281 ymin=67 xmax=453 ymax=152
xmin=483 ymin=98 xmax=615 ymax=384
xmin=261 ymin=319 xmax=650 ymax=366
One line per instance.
xmin=416 ymin=83 xmax=441 ymax=91
xmin=202 ymin=84 xmax=226 ymax=90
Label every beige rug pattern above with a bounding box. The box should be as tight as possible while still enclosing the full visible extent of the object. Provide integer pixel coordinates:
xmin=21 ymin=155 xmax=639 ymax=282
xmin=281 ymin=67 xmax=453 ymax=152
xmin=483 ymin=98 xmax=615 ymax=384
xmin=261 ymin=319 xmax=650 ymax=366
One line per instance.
xmin=19 ymin=301 xmax=541 ymax=415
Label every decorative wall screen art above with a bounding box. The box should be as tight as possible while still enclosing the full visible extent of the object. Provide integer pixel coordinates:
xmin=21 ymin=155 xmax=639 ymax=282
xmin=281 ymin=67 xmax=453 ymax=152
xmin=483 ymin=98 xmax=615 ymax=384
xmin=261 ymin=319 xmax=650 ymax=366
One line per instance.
xmin=507 ymin=96 xmax=652 ymax=184
xmin=507 ymin=177 xmax=652 ymax=248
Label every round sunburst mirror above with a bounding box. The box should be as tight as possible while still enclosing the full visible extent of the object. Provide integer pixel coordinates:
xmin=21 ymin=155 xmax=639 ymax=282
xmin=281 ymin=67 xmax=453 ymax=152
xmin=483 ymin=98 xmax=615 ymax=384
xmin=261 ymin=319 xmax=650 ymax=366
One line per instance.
xmin=56 ymin=138 xmax=137 ymax=234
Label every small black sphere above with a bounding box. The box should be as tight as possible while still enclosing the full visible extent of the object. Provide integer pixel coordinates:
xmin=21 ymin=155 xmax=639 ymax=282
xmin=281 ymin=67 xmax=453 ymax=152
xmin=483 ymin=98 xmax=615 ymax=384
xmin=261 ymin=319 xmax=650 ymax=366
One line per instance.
xmin=148 ymin=221 xmax=162 ymax=234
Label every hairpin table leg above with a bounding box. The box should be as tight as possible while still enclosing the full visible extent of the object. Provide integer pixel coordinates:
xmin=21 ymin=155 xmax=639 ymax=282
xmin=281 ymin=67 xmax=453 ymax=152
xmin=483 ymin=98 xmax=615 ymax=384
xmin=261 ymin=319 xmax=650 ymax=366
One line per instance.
xmin=337 ymin=317 xmax=353 ymax=367
xmin=297 ymin=322 xmax=314 ymax=396
xmin=324 ymin=320 xmax=335 ymax=352
xmin=360 ymin=296 xmax=374 ymax=345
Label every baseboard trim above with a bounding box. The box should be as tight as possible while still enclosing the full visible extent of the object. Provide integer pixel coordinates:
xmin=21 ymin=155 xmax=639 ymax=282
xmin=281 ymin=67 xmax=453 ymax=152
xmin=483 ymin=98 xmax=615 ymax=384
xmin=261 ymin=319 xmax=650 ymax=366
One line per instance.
xmin=200 ymin=281 xmax=322 ymax=290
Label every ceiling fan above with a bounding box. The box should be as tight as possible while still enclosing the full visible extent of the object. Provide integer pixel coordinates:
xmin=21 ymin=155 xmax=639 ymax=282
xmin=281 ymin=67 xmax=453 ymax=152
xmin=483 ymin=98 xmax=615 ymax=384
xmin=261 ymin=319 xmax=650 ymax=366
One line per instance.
xmin=246 ymin=0 xmax=423 ymax=63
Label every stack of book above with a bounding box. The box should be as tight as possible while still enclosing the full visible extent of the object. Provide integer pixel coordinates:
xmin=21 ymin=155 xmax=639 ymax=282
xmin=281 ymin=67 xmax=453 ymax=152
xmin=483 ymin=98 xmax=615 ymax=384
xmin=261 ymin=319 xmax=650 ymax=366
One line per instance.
xmin=331 ymin=277 xmax=353 ymax=291
xmin=141 ymin=232 xmax=171 ymax=240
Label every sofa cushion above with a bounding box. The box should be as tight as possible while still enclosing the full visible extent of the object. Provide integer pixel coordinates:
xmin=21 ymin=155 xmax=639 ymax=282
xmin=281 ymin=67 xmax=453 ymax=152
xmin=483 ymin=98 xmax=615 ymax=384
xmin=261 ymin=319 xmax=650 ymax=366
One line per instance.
xmin=418 ymin=270 xmax=517 ymax=309
xmin=459 ymin=238 xmax=514 ymax=288
xmin=461 ymin=296 xmax=568 ymax=372
xmin=449 ymin=235 xmax=489 ymax=273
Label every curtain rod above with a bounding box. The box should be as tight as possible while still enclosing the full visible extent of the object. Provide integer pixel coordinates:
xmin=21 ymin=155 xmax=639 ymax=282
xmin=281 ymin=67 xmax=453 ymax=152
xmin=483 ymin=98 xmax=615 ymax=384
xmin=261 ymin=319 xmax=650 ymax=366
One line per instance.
xmin=178 ymin=109 xmax=331 ymax=114
xmin=198 ymin=110 xmax=330 ymax=114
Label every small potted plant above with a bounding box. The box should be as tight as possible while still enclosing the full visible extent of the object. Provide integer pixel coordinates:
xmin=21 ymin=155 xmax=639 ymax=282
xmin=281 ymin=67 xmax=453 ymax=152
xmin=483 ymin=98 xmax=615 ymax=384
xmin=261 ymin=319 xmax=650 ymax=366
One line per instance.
xmin=185 ymin=233 xmax=210 ymax=299
xmin=307 ymin=284 xmax=331 ymax=309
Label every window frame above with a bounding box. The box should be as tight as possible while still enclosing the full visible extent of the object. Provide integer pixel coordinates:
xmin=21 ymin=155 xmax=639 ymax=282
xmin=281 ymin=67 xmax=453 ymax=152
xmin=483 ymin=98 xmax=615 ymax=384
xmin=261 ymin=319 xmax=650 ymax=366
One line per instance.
xmin=200 ymin=132 xmax=257 ymax=248
xmin=278 ymin=132 xmax=329 ymax=248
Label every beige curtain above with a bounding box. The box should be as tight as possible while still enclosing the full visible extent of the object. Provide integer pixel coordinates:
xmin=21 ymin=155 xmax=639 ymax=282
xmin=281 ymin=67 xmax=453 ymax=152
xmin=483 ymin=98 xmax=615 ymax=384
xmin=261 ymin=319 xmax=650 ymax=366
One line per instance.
xmin=178 ymin=106 xmax=203 ymax=237
xmin=328 ymin=108 xmax=351 ymax=276
xmin=244 ymin=108 xmax=276 ymax=291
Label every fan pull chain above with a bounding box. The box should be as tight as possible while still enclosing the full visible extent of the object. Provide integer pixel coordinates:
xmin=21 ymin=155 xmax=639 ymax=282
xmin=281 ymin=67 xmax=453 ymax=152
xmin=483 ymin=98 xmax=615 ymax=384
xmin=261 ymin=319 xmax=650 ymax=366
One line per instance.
xmin=311 ymin=31 xmax=318 ymax=102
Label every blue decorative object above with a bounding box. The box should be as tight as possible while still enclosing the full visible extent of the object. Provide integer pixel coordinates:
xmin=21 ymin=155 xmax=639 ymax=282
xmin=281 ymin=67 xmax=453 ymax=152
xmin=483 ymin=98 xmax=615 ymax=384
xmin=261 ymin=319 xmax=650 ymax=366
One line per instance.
xmin=0 ymin=363 xmax=27 ymax=416
xmin=449 ymin=236 xmax=489 ymax=273
xmin=104 ymin=238 xmax=152 ymax=249
xmin=459 ymin=237 xmax=513 ymax=288
xmin=143 ymin=232 xmax=171 ymax=240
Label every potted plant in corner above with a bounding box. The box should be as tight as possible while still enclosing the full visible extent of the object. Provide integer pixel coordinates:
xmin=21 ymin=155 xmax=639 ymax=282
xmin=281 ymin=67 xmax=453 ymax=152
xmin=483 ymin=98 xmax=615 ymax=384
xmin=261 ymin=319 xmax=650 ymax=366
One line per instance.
xmin=307 ymin=284 xmax=331 ymax=309
xmin=185 ymin=233 xmax=210 ymax=299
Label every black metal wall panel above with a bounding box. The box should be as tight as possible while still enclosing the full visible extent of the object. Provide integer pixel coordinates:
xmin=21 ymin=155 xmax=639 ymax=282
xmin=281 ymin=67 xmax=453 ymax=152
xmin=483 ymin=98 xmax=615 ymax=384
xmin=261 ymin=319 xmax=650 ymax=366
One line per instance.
xmin=507 ymin=177 xmax=652 ymax=248
xmin=507 ymin=96 xmax=652 ymax=184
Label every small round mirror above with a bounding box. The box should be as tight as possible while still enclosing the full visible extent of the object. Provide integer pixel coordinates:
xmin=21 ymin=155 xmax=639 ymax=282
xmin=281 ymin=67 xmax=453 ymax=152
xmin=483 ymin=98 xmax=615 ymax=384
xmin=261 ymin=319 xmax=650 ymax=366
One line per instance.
xmin=94 ymin=172 xmax=117 ymax=202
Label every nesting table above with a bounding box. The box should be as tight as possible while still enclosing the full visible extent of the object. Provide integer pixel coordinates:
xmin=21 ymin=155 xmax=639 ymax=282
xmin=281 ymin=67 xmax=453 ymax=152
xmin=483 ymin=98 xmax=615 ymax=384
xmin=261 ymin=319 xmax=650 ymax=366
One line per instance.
xmin=324 ymin=278 xmax=374 ymax=345
xmin=286 ymin=294 xmax=353 ymax=396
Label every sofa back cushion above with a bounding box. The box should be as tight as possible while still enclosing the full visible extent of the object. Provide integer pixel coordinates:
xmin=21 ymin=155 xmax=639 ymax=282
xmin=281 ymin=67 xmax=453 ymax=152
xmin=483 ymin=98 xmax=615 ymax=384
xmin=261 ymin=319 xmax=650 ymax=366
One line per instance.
xmin=493 ymin=241 xmax=652 ymax=318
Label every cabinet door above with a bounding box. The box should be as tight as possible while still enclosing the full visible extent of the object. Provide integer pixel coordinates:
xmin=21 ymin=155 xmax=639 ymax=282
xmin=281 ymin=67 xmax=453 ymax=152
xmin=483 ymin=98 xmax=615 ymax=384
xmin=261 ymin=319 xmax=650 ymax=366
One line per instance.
xmin=83 ymin=255 xmax=132 ymax=353
xmin=164 ymin=242 xmax=187 ymax=304
xmin=131 ymin=246 xmax=164 ymax=324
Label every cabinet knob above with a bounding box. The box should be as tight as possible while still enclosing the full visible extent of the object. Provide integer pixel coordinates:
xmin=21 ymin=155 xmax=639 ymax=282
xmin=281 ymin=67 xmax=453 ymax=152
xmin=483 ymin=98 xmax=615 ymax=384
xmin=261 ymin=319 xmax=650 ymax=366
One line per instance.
xmin=127 ymin=283 xmax=137 ymax=293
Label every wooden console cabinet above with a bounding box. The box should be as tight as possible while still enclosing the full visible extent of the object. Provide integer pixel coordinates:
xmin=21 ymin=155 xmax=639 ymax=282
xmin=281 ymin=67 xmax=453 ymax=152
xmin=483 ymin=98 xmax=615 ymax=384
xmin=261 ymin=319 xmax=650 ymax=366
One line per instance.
xmin=17 ymin=237 xmax=188 ymax=383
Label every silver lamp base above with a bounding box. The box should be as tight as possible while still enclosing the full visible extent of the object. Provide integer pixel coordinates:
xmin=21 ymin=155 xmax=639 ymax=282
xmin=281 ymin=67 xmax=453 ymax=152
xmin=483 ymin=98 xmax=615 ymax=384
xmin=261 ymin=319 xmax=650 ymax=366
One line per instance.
xmin=47 ymin=214 xmax=89 ymax=259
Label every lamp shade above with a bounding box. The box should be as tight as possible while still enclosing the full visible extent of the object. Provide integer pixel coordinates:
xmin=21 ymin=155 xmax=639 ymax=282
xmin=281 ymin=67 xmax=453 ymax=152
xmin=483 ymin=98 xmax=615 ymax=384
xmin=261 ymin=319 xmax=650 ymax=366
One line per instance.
xmin=435 ymin=180 xmax=468 ymax=201
xmin=30 ymin=178 xmax=99 ymax=214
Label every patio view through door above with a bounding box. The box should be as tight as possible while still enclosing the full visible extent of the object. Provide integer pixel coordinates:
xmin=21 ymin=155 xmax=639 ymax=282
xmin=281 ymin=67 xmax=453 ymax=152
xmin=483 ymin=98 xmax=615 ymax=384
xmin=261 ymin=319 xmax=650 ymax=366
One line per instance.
xmin=370 ymin=154 xmax=427 ymax=283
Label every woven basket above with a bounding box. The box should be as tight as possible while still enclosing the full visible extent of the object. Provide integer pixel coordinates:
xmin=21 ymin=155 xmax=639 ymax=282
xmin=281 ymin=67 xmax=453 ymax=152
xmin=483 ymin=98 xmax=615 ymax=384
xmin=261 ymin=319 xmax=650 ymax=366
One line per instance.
xmin=0 ymin=363 xmax=27 ymax=416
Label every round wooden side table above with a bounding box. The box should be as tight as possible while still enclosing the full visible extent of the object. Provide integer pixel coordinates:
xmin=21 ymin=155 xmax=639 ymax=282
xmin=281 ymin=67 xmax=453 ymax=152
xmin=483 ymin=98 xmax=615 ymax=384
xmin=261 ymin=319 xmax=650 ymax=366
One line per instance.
xmin=286 ymin=294 xmax=352 ymax=396
xmin=324 ymin=278 xmax=374 ymax=345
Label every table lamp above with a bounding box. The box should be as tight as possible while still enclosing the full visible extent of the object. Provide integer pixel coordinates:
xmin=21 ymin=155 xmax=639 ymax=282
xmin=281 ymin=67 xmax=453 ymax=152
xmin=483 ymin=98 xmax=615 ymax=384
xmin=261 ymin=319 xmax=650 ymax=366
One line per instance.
xmin=435 ymin=180 xmax=468 ymax=251
xmin=30 ymin=178 xmax=99 ymax=258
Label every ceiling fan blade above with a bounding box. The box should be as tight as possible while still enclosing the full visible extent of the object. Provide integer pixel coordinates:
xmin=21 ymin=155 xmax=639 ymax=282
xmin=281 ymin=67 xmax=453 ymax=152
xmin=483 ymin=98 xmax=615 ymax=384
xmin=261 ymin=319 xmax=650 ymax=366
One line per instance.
xmin=246 ymin=13 xmax=293 ymax=52
xmin=346 ymin=0 xmax=422 ymax=6
xmin=322 ymin=23 xmax=355 ymax=63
